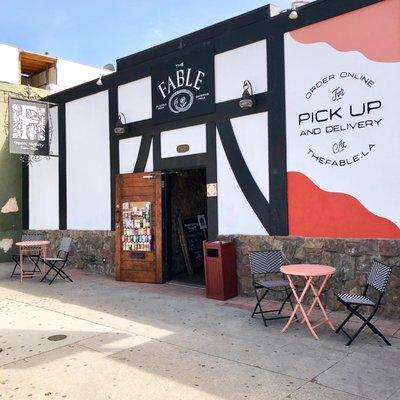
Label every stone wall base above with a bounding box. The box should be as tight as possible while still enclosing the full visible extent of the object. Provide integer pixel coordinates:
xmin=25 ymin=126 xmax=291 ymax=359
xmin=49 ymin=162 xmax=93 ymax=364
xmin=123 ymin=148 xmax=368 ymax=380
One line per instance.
xmin=219 ymin=235 xmax=400 ymax=319
xmin=27 ymin=230 xmax=400 ymax=319
xmin=27 ymin=230 xmax=115 ymax=275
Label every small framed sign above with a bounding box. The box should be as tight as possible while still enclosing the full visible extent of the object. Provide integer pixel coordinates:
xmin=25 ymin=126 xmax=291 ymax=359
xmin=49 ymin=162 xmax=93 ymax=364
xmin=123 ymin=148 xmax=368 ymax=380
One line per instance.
xmin=8 ymin=98 xmax=50 ymax=156
xmin=152 ymin=45 xmax=215 ymax=124
xmin=197 ymin=214 xmax=207 ymax=230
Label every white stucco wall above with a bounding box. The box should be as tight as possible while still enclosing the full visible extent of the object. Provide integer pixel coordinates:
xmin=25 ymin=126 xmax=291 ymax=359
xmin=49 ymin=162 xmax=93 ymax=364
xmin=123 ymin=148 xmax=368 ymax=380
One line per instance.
xmin=161 ymin=124 xmax=206 ymax=158
xmin=231 ymin=112 xmax=269 ymax=201
xmin=216 ymin=127 xmax=267 ymax=235
xmin=29 ymin=106 xmax=59 ymax=229
xmin=0 ymin=44 xmax=20 ymax=84
xmin=66 ymin=91 xmax=110 ymax=230
xmin=119 ymin=136 xmax=142 ymax=173
xmin=118 ymin=77 xmax=152 ymax=123
xmin=215 ymin=40 xmax=267 ymax=103
xmin=145 ymin=140 xmax=153 ymax=172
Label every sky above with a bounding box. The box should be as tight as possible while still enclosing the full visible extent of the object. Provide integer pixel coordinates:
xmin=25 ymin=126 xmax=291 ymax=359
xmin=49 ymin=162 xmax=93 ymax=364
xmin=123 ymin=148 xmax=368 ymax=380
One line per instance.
xmin=0 ymin=0 xmax=292 ymax=69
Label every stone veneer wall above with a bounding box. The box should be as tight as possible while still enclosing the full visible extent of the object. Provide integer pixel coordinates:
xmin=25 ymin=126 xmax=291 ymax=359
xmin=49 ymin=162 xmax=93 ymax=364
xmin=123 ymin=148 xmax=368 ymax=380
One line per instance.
xmin=27 ymin=230 xmax=400 ymax=318
xmin=26 ymin=230 xmax=115 ymax=275
xmin=218 ymin=235 xmax=400 ymax=319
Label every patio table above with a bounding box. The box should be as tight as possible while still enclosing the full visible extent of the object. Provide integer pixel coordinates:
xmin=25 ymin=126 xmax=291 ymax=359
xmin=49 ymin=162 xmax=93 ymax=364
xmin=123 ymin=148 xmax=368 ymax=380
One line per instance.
xmin=15 ymin=240 xmax=50 ymax=283
xmin=280 ymin=264 xmax=336 ymax=340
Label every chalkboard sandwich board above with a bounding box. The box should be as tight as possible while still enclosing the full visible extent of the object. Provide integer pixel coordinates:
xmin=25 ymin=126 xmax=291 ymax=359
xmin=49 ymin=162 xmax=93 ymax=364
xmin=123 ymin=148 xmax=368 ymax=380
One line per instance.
xmin=178 ymin=215 xmax=207 ymax=275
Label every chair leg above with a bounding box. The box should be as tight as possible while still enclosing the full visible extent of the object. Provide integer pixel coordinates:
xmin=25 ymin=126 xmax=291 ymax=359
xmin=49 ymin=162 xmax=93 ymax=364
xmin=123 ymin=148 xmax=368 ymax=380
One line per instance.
xmin=47 ymin=263 xmax=73 ymax=285
xmin=335 ymin=304 xmax=359 ymax=333
xmin=40 ymin=261 xmax=55 ymax=282
xmin=345 ymin=305 xmax=391 ymax=346
xmin=10 ymin=261 xmax=20 ymax=278
xmin=278 ymin=287 xmax=292 ymax=315
xmin=346 ymin=320 xmax=368 ymax=346
xmin=60 ymin=268 xmax=73 ymax=283
xmin=371 ymin=326 xmax=391 ymax=346
xmin=251 ymin=288 xmax=269 ymax=327
xmin=48 ymin=271 xmax=59 ymax=285
xmin=251 ymin=288 xmax=266 ymax=317
xmin=337 ymin=302 xmax=390 ymax=346
xmin=29 ymin=255 xmax=42 ymax=274
xmin=55 ymin=265 xmax=73 ymax=283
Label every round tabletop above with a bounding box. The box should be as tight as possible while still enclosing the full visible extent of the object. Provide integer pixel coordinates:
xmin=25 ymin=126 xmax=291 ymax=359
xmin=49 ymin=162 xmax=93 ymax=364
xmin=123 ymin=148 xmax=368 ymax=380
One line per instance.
xmin=280 ymin=264 xmax=336 ymax=277
xmin=16 ymin=240 xmax=50 ymax=247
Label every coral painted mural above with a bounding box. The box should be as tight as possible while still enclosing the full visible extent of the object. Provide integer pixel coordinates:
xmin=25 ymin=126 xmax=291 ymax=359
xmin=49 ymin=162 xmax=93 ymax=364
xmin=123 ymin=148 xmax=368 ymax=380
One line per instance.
xmin=288 ymin=172 xmax=400 ymax=238
xmin=285 ymin=0 xmax=400 ymax=238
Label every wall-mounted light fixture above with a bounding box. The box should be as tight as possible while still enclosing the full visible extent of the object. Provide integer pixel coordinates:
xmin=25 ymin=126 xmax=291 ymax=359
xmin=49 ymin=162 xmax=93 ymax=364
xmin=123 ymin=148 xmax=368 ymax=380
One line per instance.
xmin=289 ymin=1 xmax=309 ymax=20
xmin=239 ymin=80 xmax=256 ymax=110
xmin=96 ymin=74 xmax=104 ymax=86
xmin=114 ymin=112 xmax=129 ymax=135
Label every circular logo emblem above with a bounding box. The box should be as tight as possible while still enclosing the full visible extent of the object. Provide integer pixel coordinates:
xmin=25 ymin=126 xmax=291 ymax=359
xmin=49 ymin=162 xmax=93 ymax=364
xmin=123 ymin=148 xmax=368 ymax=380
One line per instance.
xmin=168 ymin=89 xmax=194 ymax=114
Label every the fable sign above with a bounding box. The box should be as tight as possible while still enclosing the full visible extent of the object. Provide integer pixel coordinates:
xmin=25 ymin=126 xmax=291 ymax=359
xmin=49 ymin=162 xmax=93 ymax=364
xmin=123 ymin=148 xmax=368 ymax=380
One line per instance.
xmin=8 ymin=98 xmax=50 ymax=156
xmin=152 ymin=46 xmax=215 ymax=123
xmin=296 ymin=71 xmax=383 ymax=167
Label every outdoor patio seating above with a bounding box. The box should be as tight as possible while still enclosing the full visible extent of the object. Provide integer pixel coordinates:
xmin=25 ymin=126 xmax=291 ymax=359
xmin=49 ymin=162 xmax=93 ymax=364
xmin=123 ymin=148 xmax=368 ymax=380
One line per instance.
xmin=335 ymin=260 xmax=392 ymax=346
xmin=249 ymin=250 xmax=296 ymax=326
xmin=10 ymin=233 xmax=44 ymax=278
xmin=40 ymin=237 xmax=73 ymax=285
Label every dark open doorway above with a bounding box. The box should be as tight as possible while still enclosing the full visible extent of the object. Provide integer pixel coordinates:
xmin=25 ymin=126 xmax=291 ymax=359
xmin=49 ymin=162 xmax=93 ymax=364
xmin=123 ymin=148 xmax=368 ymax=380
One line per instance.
xmin=164 ymin=168 xmax=207 ymax=286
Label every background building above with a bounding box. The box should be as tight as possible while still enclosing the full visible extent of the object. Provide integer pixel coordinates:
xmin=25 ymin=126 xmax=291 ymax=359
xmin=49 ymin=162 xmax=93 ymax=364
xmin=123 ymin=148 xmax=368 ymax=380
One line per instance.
xmin=7 ymin=0 xmax=400 ymax=316
xmin=0 ymin=44 xmax=113 ymax=261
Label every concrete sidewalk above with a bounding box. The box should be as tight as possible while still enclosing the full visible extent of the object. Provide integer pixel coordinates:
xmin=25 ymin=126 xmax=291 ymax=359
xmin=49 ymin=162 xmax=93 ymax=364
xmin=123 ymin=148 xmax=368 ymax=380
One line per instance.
xmin=0 ymin=262 xmax=399 ymax=400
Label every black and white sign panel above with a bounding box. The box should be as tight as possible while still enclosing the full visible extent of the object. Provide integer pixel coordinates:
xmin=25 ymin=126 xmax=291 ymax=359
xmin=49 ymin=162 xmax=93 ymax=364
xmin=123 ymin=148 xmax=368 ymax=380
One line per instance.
xmin=8 ymin=98 xmax=49 ymax=156
xmin=152 ymin=46 xmax=215 ymax=123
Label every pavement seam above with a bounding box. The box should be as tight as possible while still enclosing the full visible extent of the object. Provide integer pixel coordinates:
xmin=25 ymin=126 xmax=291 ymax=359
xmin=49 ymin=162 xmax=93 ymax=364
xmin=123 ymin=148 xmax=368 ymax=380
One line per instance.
xmin=385 ymin=386 xmax=400 ymax=400
xmin=283 ymin=380 xmax=374 ymax=400
xmin=306 ymin=352 xmax=379 ymax=400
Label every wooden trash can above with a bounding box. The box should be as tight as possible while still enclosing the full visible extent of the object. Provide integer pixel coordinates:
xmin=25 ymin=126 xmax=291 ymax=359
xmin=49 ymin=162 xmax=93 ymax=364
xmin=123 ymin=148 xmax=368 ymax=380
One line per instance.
xmin=203 ymin=241 xmax=238 ymax=300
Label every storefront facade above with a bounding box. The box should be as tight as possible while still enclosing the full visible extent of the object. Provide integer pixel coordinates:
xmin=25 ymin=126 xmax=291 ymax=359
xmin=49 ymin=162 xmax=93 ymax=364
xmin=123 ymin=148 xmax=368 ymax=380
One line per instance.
xmin=24 ymin=0 xmax=400 ymax=316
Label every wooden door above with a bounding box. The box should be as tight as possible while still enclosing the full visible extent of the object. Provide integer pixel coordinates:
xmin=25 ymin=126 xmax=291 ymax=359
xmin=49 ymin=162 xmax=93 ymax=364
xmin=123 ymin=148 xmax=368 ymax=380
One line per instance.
xmin=115 ymin=172 xmax=163 ymax=283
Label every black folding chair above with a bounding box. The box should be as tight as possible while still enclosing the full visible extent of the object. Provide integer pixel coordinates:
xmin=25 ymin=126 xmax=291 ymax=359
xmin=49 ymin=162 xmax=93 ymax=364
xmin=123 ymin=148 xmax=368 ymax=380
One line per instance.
xmin=335 ymin=260 xmax=392 ymax=346
xmin=249 ymin=250 xmax=296 ymax=327
xmin=40 ymin=237 xmax=73 ymax=285
xmin=11 ymin=233 xmax=44 ymax=278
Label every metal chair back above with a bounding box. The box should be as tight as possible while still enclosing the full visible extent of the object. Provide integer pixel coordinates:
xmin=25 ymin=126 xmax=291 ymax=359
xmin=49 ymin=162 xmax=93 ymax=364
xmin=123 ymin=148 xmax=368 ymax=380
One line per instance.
xmin=249 ymin=250 xmax=283 ymax=275
xmin=57 ymin=237 xmax=72 ymax=260
xmin=367 ymin=260 xmax=391 ymax=293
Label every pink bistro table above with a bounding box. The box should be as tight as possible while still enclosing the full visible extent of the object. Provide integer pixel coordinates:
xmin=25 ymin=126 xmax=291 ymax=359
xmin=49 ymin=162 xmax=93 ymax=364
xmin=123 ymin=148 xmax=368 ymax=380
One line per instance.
xmin=280 ymin=264 xmax=336 ymax=340
xmin=15 ymin=240 xmax=50 ymax=283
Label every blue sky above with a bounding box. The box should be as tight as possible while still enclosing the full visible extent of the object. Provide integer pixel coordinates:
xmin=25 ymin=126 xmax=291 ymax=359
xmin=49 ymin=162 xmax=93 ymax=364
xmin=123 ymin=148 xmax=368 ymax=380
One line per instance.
xmin=0 ymin=0 xmax=292 ymax=69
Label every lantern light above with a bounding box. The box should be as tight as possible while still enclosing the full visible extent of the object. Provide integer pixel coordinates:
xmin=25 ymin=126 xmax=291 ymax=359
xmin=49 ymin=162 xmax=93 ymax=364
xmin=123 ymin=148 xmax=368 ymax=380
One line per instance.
xmin=96 ymin=75 xmax=104 ymax=86
xmin=239 ymin=80 xmax=256 ymax=110
xmin=114 ymin=112 xmax=129 ymax=135
xmin=289 ymin=1 xmax=309 ymax=20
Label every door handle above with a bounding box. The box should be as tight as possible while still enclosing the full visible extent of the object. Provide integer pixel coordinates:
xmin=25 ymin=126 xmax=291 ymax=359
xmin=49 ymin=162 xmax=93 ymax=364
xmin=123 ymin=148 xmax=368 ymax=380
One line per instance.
xmin=115 ymin=204 xmax=121 ymax=225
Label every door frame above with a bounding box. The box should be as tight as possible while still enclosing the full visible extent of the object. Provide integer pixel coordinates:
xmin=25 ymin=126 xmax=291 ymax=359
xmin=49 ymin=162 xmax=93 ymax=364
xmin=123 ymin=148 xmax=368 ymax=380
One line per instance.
xmin=152 ymin=123 xmax=218 ymax=241
xmin=162 ymin=167 xmax=208 ymax=282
